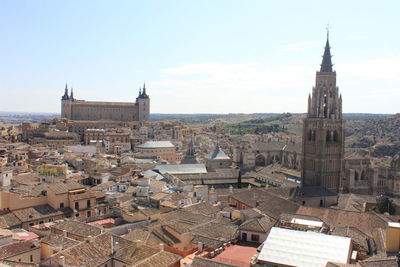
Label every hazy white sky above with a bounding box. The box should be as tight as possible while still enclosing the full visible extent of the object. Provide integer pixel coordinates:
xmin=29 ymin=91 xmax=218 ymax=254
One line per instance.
xmin=1 ymin=0 xmax=399 ymax=114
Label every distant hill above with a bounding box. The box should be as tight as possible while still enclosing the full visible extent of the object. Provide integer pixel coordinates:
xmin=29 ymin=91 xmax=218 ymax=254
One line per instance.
xmin=2 ymin=111 xmax=398 ymax=158
xmin=0 ymin=111 xmax=59 ymax=124
xmin=150 ymin=112 xmax=399 ymax=157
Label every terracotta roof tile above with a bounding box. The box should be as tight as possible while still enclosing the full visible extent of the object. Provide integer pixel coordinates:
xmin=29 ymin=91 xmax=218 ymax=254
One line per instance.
xmin=0 ymin=240 xmax=39 ymax=260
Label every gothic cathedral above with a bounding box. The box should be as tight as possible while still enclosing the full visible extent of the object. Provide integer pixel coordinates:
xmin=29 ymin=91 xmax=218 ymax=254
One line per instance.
xmin=301 ymin=34 xmax=344 ymax=193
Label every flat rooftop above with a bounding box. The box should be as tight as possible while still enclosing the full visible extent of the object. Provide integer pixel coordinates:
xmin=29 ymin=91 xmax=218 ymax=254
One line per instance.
xmin=211 ymin=241 xmax=258 ymax=267
xmin=136 ymin=141 xmax=175 ymax=149
xmin=154 ymin=163 xmax=207 ymax=175
xmin=258 ymin=227 xmax=351 ymax=267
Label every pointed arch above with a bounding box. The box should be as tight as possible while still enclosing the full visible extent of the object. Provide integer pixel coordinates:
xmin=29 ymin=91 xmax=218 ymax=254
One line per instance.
xmin=333 ymin=130 xmax=339 ymax=142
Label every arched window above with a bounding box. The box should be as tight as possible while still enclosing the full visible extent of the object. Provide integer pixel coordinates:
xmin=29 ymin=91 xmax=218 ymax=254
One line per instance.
xmin=333 ymin=131 xmax=339 ymax=142
xmin=326 ymin=131 xmax=331 ymax=142
xmin=309 ymin=130 xmax=316 ymax=141
xmin=355 ymin=171 xmax=359 ymax=181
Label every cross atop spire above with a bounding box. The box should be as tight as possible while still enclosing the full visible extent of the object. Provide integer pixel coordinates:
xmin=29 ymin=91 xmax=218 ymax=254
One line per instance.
xmin=320 ymin=31 xmax=333 ymax=72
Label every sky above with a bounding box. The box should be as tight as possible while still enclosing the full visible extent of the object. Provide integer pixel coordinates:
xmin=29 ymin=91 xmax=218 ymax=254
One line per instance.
xmin=1 ymin=0 xmax=399 ymax=114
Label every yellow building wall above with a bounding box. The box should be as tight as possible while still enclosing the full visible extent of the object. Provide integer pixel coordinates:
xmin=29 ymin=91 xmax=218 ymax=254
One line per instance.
xmin=40 ymin=243 xmax=58 ymax=260
xmin=47 ymin=189 xmax=68 ymax=210
xmin=5 ymin=247 xmax=41 ymax=264
xmin=386 ymin=227 xmax=400 ymax=252
xmin=0 ymin=191 xmax=47 ymax=211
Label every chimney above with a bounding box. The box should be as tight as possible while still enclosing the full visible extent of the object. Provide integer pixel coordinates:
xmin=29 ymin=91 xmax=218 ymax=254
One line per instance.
xmin=159 ymin=243 xmax=164 ymax=251
xmin=60 ymin=256 xmax=65 ymax=267
xmin=87 ymin=235 xmax=92 ymax=243
xmin=111 ymin=236 xmax=114 ymax=255
xmin=63 ymin=230 xmax=67 ymax=237
xmin=198 ymin=242 xmax=203 ymax=252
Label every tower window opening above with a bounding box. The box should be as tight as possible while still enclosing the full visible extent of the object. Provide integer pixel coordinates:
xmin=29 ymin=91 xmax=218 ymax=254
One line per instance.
xmin=326 ymin=131 xmax=331 ymax=142
xmin=333 ymin=131 xmax=338 ymax=142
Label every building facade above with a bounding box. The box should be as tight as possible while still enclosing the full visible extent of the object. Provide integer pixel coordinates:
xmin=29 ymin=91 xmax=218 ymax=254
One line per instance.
xmin=135 ymin=141 xmax=180 ymax=162
xmin=301 ymin=35 xmax=345 ymax=193
xmin=61 ymin=84 xmax=150 ymax=122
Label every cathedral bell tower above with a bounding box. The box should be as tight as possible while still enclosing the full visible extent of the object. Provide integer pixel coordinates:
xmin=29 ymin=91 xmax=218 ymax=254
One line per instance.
xmin=301 ymin=33 xmax=345 ymax=193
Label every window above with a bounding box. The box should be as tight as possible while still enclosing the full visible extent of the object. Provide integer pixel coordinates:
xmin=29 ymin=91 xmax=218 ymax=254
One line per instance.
xmin=251 ymin=234 xmax=260 ymax=242
xmin=60 ymin=203 xmax=64 ymax=209
xmin=320 ymin=199 xmax=324 ymax=207
xmin=30 ymin=255 xmax=33 ymax=262
xmin=326 ymin=131 xmax=332 ymax=142
xmin=333 ymin=131 xmax=339 ymax=142
xmin=242 ymin=232 xmax=247 ymax=240
xmin=308 ymin=130 xmax=316 ymax=141
xmin=29 ymin=223 xmax=34 ymax=227
xmin=302 ymin=201 xmax=306 ymax=206
xmin=87 ymin=199 xmax=91 ymax=208
xmin=75 ymin=213 xmax=80 ymax=217
xmin=361 ymin=171 xmax=366 ymax=180
xmin=75 ymin=202 xmax=79 ymax=210
xmin=87 ymin=211 xmax=91 ymax=217
xmin=39 ymin=221 xmax=44 ymax=224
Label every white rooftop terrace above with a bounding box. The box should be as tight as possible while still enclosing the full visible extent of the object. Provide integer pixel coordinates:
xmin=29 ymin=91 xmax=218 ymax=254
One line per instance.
xmin=136 ymin=141 xmax=175 ymax=149
xmin=258 ymin=227 xmax=352 ymax=267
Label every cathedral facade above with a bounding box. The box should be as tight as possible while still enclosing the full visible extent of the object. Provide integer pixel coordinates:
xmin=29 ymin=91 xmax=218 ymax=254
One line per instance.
xmin=61 ymin=84 xmax=150 ymax=122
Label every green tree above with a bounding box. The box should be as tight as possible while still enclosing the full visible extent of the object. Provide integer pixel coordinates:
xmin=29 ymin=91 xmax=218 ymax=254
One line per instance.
xmin=374 ymin=196 xmax=396 ymax=215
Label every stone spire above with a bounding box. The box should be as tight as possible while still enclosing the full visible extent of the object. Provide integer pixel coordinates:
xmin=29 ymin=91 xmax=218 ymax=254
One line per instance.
xmin=181 ymin=138 xmax=198 ymax=164
xmin=139 ymin=83 xmax=149 ymax=99
xmin=70 ymin=87 xmax=74 ymax=100
xmin=62 ymin=83 xmax=70 ymax=100
xmin=142 ymin=83 xmax=147 ymax=96
xmin=138 ymin=86 xmax=142 ymax=98
xmin=320 ymin=32 xmax=333 ymax=72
